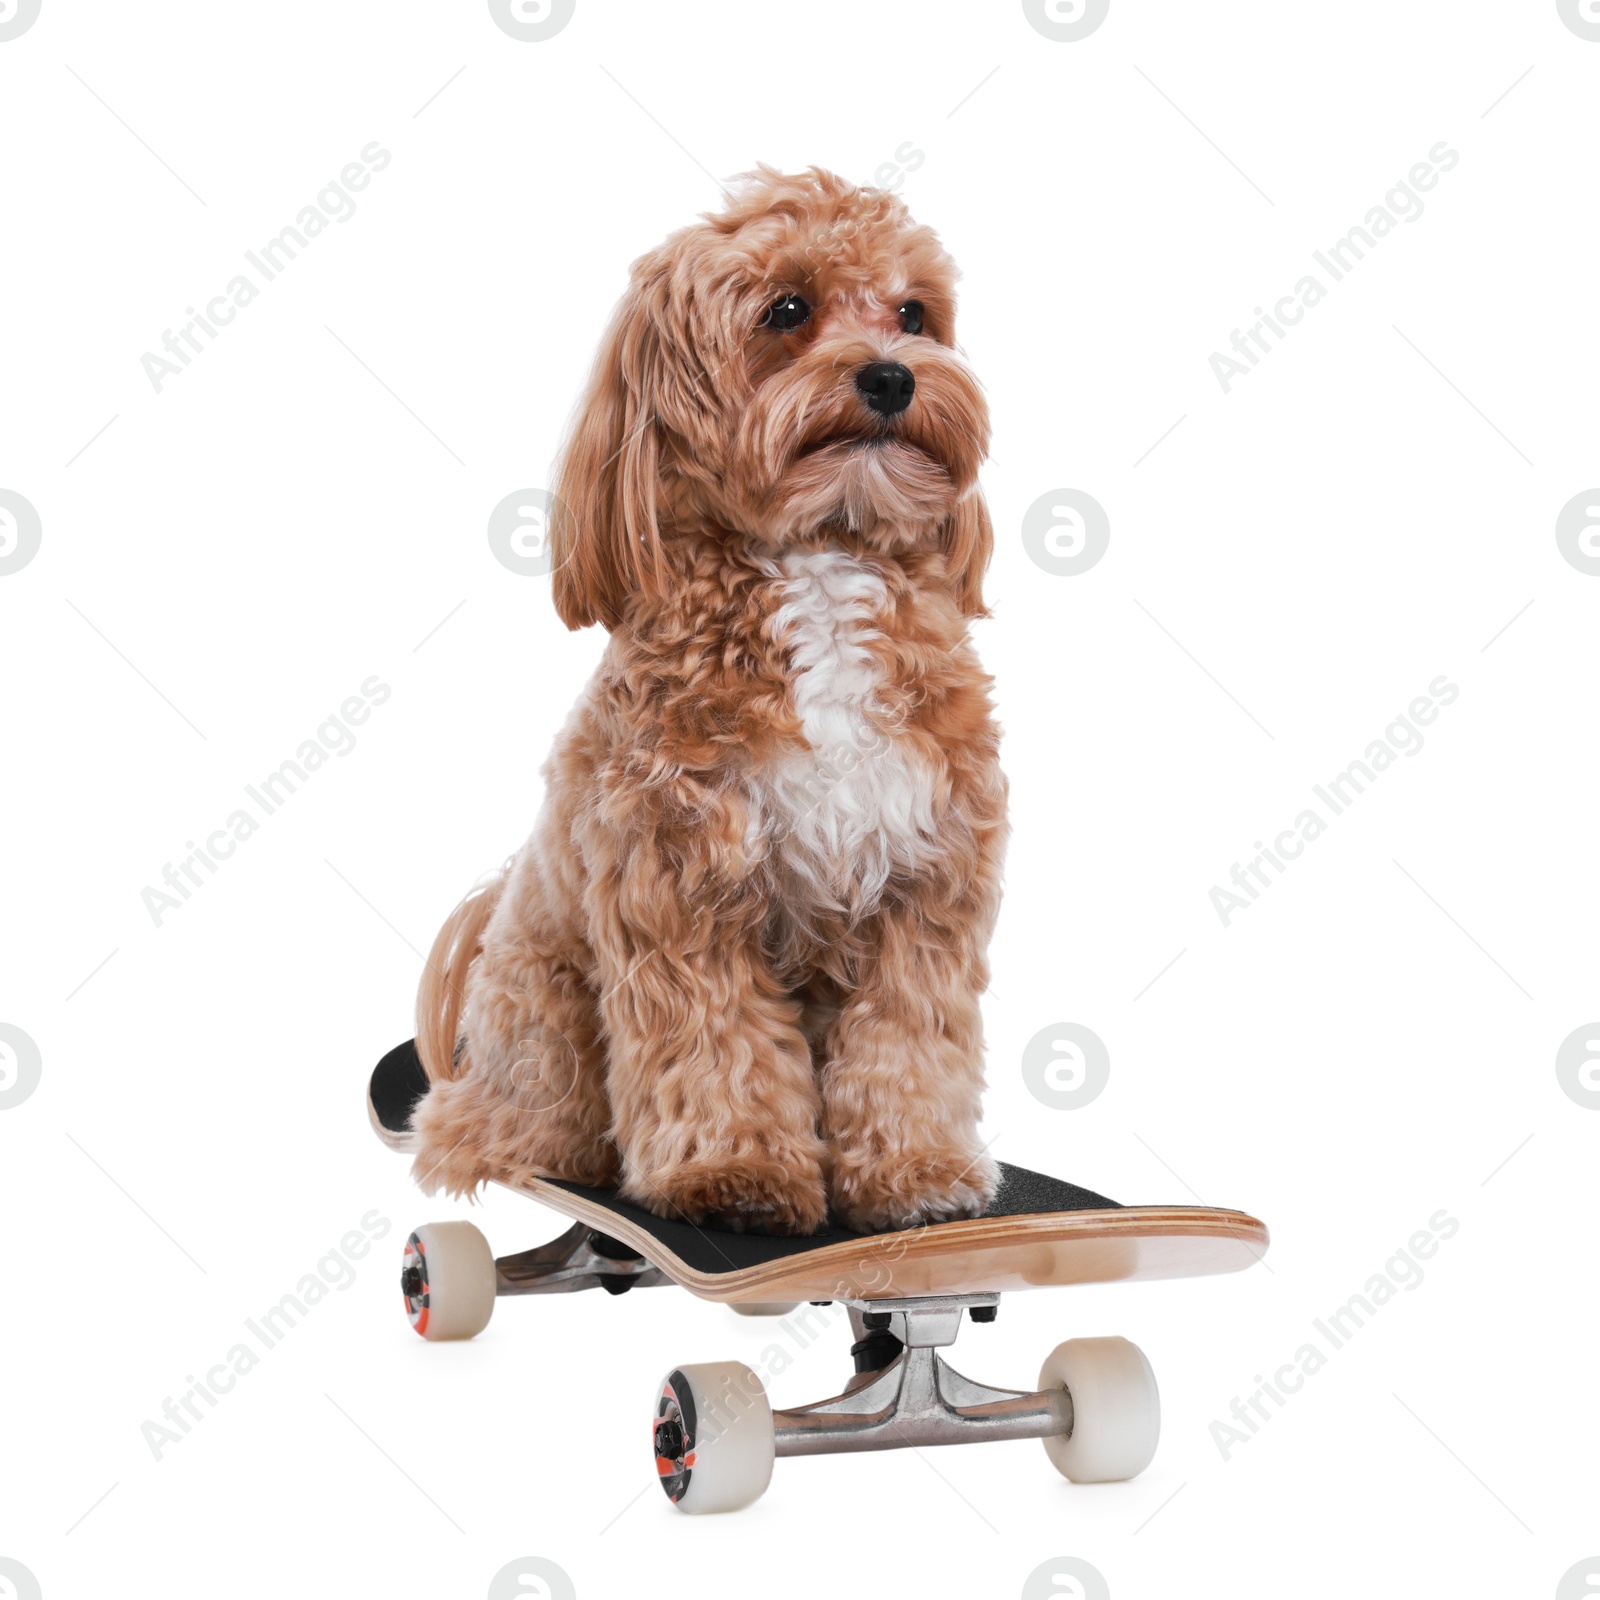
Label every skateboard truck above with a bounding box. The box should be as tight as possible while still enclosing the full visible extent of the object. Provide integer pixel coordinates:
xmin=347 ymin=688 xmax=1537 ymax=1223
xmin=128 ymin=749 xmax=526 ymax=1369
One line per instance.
xmin=493 ymin=1221 xmax=671 ymax=1297
xmin=771 ymin=1295 xmax=1074 ymax=1458
xmin=645 ymin=1289 xmax=1161 ymax=1511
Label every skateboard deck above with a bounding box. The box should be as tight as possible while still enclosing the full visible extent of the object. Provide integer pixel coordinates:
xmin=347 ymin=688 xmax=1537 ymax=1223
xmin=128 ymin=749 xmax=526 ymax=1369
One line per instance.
xmin=371 ymin=1040 xmax=1268 ymax=1303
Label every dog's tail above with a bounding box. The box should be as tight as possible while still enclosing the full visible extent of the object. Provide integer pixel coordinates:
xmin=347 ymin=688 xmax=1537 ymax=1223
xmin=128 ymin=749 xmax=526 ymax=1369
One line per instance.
xmin=415 ymin=868 xmax=508 ymax=1087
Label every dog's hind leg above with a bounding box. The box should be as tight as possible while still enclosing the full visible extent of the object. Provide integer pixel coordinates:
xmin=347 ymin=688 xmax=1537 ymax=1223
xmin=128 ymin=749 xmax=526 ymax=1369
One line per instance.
xmin=410 ymin=843 xmax=618 ymax=1196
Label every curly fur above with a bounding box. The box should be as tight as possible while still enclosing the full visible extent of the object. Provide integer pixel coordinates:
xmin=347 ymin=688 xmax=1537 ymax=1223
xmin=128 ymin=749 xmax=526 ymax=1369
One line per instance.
xmin=410 ymin=167 xmax=1006 ymax=1233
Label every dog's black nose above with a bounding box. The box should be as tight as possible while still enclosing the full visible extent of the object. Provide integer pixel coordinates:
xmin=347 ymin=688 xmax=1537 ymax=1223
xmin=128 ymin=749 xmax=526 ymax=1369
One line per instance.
xmin=855 ymin=360 xmax=915 ymax=417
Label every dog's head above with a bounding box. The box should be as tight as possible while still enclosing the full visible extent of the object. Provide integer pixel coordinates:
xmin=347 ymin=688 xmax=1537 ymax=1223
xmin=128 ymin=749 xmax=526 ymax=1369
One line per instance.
xmin=550 ymin=166 xmax=992 ymax=629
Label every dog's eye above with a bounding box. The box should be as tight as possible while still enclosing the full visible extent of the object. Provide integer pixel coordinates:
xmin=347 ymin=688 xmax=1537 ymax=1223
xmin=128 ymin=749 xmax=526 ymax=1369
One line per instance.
xmin=763 ymin=293 xmax=812 ymax=332
xmin=898 ymin=300 xmax=925 ymax=335
xmin=764 ymin=293 xmax=811 ymax=331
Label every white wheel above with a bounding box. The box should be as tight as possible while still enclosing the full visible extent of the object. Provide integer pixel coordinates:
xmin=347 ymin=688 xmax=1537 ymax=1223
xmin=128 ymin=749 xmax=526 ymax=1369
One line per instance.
xmin=728 ymin=1301 xmax=800 ymax=1318
xmin=1038 ymin=1336 xmax=1160 ymax=1482
xmin=401 ymin=1222 xmax=497 ymax=1341
xmin=652 ymin=1360 xmax=774 ymax=1513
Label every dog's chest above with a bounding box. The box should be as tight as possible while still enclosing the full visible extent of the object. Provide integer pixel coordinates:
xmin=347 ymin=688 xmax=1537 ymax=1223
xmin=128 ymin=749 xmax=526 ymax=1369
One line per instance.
xmin=750 ymin=548 xmax=938 ymax=908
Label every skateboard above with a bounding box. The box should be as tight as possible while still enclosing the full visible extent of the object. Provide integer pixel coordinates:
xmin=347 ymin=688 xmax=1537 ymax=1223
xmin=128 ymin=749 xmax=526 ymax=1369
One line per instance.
xmin=369 ymin=1039 xmax=1269 ymax=1512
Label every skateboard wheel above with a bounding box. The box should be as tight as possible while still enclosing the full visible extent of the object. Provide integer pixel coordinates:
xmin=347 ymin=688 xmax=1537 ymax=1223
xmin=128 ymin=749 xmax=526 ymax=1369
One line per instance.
xmin=653 ymin=1361 xmax=775 ymax=1513
xmin=1037 ymin=1337 xmax=1160 ymax=1483
xmin=728 ymin=1302 xmax=800 ymax=1318
xmin=401 ymin=1222 xmax=497 ymax=1341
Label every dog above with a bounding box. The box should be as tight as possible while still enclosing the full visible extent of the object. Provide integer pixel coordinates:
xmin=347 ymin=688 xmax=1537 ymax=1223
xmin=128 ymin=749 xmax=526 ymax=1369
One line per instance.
xmin=410 ymin=167 xmax=1005 ymax=1236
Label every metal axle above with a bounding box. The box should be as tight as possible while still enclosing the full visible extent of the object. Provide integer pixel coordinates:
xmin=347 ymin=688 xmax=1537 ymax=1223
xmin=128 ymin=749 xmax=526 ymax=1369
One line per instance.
xmin=772 ymin=1295 xmax=1073 ymax=1457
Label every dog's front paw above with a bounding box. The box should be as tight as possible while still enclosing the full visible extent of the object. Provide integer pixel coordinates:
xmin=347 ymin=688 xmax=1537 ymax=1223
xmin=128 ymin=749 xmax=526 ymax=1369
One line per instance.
xmin=828 ymin=1145 xmax=1000 ymax=1234
xmin=626 ymin=1151 xmax=829 ymax=1237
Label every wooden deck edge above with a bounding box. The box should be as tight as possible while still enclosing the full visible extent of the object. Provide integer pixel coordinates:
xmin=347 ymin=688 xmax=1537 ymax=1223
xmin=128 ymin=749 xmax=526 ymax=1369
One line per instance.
xmin=504 ymin=1177 xmax=1271 ymax=1304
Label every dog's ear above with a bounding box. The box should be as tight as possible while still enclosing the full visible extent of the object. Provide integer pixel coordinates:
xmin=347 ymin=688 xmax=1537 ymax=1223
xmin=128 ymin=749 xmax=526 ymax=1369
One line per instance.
xmin=549 ymin=285 xmax=667 ymax=631
xmin=941 ymin=487 xmax=993 ymax=619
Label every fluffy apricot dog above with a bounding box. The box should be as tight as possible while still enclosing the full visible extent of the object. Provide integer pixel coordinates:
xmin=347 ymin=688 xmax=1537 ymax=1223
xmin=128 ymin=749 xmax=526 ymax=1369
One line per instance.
xmin=410 ymin=167 xmax=1005 ymax=1235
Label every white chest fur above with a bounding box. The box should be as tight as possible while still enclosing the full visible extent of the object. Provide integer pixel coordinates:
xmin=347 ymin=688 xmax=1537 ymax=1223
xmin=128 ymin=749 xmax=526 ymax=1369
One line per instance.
xmin=754 ymin=547 xmax=938 ymax=913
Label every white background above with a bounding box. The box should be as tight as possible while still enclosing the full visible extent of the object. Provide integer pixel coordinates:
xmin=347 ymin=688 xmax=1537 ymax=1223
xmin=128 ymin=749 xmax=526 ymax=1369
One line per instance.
xmin=2 ymin=2 xmax=1597 ymax=1597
